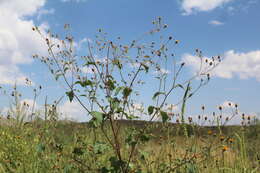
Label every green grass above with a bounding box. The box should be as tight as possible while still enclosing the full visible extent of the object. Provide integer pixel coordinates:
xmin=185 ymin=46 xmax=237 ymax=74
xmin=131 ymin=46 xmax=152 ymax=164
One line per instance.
xmin=0 ymin=119 xmax=259 ymax=173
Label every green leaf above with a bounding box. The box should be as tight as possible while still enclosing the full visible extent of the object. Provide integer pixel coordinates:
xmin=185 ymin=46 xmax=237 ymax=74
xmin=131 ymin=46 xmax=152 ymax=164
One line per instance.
xmin=123 ymin=87 xmax=132 ymax=99
xmin=63 ymin=164 xmax=73 ymax=173
xmin=176 ymin=84 xmax=184 ymax=89
xmin=84 ymin=61 xmax=96 ymax=66
xmin=152 ymin=92 xmax=165 ymax=100
xmin=90 ymin=111 xmax=103 ymax=122
xmin=36 ymin=143 xmax=45 ymax=153
xmin=75 ymin=79 xmax=93 ymax=87
xmin=93 ymin=142 xmax=109 ymax=154
xmin=106 ymin=79 xmax=116 ymax=91
xmin=160 ymin=111 xmax=169 ymax=123
xmin=148 ymin=106 xmax=155 ymax=115
xmin=110 ymin=97 xmax=120 ymax=111
xmin=66 ymin=90 xmax=74 ymax=102
xmin=139 ymin=133 xmax=150 ymax=143
xmin=55 ymin=73 xmax=62 ymax=81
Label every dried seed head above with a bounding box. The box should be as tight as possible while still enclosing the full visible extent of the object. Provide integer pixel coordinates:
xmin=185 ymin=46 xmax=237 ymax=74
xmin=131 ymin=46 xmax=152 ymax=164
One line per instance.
xmin=222 ymin=146 xmax=228 ymax=152
xmin=208 ymin=130 xmax=213 ymax=135
xmin=229 ymin=138 xmax=234 ymax=143
xmin=188 ymin=117 xmax=192 ymax=123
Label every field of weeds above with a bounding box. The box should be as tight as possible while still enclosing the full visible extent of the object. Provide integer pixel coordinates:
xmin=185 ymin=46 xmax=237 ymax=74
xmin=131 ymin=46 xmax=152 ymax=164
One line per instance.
xmin=0 ymin=119 xmax=259 ymax=173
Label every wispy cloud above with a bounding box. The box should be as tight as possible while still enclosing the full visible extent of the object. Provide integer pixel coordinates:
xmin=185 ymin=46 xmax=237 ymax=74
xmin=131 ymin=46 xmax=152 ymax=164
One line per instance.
xmin=209 ymin=20 xmax=224 ymax=26
xmin=37 ymin=8 xmax=55 ymax=20
xmin=181 ymin=0 xmax=233 ymax=15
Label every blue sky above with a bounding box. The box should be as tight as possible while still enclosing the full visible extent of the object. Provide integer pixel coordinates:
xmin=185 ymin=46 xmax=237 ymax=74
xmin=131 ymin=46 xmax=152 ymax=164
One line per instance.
xmin=0 ymin=0 xmax=260 ymax=123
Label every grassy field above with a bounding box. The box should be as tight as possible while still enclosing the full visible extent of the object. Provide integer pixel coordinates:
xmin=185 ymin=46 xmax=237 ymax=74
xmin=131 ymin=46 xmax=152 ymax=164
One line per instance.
xmin=0 ymin=119 xmax=259 ymax=173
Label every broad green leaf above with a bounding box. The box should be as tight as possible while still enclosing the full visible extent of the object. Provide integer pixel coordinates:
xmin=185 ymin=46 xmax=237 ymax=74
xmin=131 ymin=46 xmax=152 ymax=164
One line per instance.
xmin=90 ymin=111 xmax=104 ymax=123
xmin=148 ymin=106 xmax=155 ymax=115
xmin=66 ymin=90 xmax=74 ymax=102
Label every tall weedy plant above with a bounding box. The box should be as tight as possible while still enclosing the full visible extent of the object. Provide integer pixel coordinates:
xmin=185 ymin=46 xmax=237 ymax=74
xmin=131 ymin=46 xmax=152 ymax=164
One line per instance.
xmin=33 ymin=17 xmax=221 ymax=172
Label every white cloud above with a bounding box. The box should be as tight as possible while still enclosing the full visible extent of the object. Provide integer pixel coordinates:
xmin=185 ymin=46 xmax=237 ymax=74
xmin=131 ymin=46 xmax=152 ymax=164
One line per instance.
xmin=181 ymin=0 xmax=233 ymax=15
xmin=0 ymin=0 xmax=49 ymax=85
xmin=0 ymin=0 xmax=45 ymax=16
xmin=59 ymin=100 xmax=89 ymax=122
xmin=209 ymin=20 xmax=224 ymax=26
xmin=182 ymin=50 xmax=260 ymax=81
